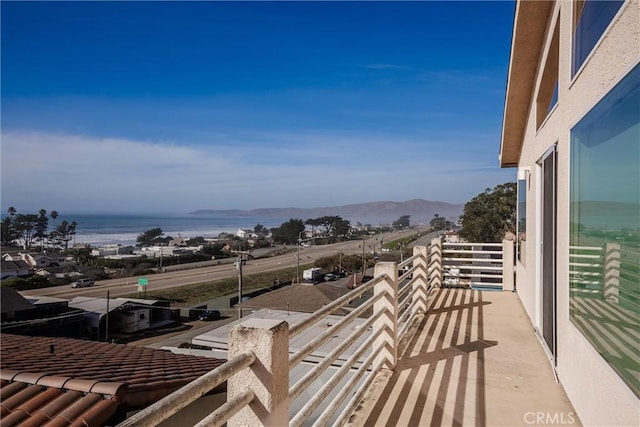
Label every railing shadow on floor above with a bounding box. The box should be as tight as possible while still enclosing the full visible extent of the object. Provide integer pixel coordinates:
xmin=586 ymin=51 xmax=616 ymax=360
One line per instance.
xmin=360 ymin=288 xmax=496 ymax=427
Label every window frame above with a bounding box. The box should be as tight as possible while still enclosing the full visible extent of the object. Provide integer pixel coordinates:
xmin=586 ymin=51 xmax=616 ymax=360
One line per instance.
xmin=570 ymin=0 xmax=626 ymax=81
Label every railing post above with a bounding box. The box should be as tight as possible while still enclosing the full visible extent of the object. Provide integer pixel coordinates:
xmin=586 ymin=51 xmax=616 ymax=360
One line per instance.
xmin=228 ymin=319 xmax=289 ymax=427
xmin=373 ymin=261 xmax=398 ymax=370
xmin=603 ymin=242 xmax=621 ymax=303
xmin=413 ymin=246 xmax=429 ymax=314
xmin=502 ymin=239 xmax=515 ymax=291
xmin=429 ymin=237 xmax=442 ymax=288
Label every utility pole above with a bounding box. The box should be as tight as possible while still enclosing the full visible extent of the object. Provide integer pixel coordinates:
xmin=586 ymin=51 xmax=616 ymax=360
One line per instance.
xmin=361 ymin=236 xmax=366 ymax=278
xmin=296 ymin=231 xmax=305 ymax=284
xmin=235 ymin=249 xmax=247 ymax=319
xmin=238 ymin=255 xmax=243 ymax=319
xmin=105 ymin=291 xmax=110 ymax=342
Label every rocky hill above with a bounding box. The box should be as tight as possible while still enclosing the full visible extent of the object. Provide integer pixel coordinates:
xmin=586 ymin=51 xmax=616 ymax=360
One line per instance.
xmin=189 ymin=199 xmax=463 ymax=226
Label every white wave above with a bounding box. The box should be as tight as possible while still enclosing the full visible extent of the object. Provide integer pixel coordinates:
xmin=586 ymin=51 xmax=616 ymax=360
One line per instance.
xmin=73 ymin=227 xmax=242 ymax=246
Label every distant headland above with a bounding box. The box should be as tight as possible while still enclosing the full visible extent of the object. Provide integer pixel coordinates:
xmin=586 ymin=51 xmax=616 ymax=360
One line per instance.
xmin=189 ymin=199 xmax=463 ymax=225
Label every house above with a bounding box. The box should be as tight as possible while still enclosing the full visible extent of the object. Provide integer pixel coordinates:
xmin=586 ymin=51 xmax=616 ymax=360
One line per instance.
xmin=3 ymin=252 xmax=71 ymax=268
xmin=67 ymin=296 xmax=175 ymax=340
xmin=236 ymin=228 xmax=257 ymax=239
xmin=0 ymin=333 xmax=226 ymax=426
xmin=2 ymin=290 xmax=83 ymax=337
xmin=91 ymin=244 xmax=135 ymax=257
xmin=168 ymin=235 xmax=187 ymax=247
xmin=500 ymin=1 xmax=639 ymax=426
xmin=0 ymin=260 xmax=31 ymax=279
xmin=0 ymin=288 xmax=37 ymax=322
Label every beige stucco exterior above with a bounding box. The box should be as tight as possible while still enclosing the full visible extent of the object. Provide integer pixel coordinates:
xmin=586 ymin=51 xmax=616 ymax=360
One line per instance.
xmin=501 ymin=1 xmax=640 ymax=426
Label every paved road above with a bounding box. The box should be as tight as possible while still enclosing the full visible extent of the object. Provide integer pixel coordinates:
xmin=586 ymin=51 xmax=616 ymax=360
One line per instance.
xmin=26 ymin=229 xmax=423 ymax=299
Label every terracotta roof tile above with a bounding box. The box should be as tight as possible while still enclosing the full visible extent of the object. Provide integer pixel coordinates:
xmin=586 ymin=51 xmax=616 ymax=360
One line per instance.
xmin=1 ymin=384 xmax=44 ymax=413
xmin=39 ymin=390 xmax=84 ymax=418
xmin=1 ymin=333 xmax=227 ymax=426
xmin=14 ymin=412 xmax=51 ymax=427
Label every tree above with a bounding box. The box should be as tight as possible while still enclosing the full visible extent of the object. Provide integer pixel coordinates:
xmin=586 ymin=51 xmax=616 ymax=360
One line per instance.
xmin=459 ymin=182 xmax=517 ymax=243
xmin=34 ymin=209 xmax=49 ymax=250
xmin=392 ymin=215 xmax=411 ymax=229
xmin=305 ymin=217 xmax=323 ymax=238
xmin=49 ymin=210 xmax=58 ymax=250
xmin=12 ymin=213 xmax=39 ymax=249
xmin=3 ymin=208 xmax=68 ymax=250
xmin=254 ymin=224 xmax=267 ymax=235
xmin=1 ymin=217 xmax=18 ymax=246
xmin=270 ymin=218 xmax=305 ymax=244
xmin=430 ymin=214 xmax=446 ymax=231
xmin=329 ymin=216 xmax=351 ymax=238
xmin=69 ymin=247 xmax=94 ymax=264
xmin=2 ymin=207 xmax=18 ymax=246
xmin=54 ymin=220 xmax=77 ymax=250
xmin=186 ymin=236 xmax=206 ymax=245
xmin=318 ymin=215 xmax=350 ymax=239
xmin=306 ymin=216 xmax=351 ymax=240
xmin=136 ymin=227 xmax=164 ymax=247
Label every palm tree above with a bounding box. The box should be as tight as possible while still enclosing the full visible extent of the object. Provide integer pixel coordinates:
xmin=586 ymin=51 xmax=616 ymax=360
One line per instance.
xmin=7 ymin=206 xmax=16 ymax=217
xmin=50 ymin=210 xmax=58 ymax=251
xmin=50 ymin=210 xmax=58 ymax=228
xmin=36 ymin=209 xmax=48 ymax=251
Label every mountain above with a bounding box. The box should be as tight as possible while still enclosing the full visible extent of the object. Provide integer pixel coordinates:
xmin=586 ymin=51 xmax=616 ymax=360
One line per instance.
xmin=189 ymin=199 xmax=464 ymax=226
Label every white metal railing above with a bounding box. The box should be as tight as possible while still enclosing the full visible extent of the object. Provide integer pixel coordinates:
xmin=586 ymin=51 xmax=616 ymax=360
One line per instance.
xmin=569 ymin=245 xmax=604 ymax=293
xmin=439 ymin=241 xmax=511 ymax=289
xmin=570 ymin=243 xmax=640 ymax=310
xmin=117 ymin=245 xmax=436 ymax=427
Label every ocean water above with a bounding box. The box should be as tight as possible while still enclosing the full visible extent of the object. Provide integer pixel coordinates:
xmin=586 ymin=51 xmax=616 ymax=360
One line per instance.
xmin=42 ymin=213 xmax=288 ymax=246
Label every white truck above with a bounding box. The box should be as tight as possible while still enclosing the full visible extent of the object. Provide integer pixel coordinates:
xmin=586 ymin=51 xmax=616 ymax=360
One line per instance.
xmin=303 ymin=268 xmax=323 ymax=283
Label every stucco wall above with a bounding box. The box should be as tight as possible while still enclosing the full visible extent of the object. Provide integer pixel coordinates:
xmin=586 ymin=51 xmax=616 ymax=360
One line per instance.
xmin=513 ymin=0 xmax=639 ymax=425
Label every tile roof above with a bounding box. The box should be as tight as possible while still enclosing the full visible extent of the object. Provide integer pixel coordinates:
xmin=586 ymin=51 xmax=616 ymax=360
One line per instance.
xmin=1 ymin=333 xmax=226 ymax=426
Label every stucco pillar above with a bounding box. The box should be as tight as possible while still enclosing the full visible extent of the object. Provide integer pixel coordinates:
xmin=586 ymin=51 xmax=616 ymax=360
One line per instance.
xmin=228 ymin=319 xmax=289 ymax=427
xmin=373 ymin=261 xmax=398 ymax=370
xmin=603 ymin=242 xmax=621 ymax=303
xmin=502 ymin=239 xmax=515 ymax=291
xmin=412 ymin=246 xmax=429 ymax=314
xmin=429 ymin=237 xmax=443 ymax=288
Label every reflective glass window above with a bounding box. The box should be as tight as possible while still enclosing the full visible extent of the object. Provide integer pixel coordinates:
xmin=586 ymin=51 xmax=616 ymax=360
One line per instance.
xmin=572 ymin=0 xmax=624 ymax=76
xmin=570 ymin=64 xmax=639 ymax=397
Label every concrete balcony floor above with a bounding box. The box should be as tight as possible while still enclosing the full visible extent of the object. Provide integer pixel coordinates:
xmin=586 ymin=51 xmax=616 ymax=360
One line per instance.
xmin=347 ymin=288 xmax=581 ymax=427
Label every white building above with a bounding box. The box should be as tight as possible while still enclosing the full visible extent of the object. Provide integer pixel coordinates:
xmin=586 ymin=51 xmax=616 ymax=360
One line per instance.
xmin=500 ymin=1 xmax=639 ymax=425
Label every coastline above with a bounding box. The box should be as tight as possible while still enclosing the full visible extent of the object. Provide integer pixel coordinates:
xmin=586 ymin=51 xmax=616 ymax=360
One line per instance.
xmin=56 ymin=213 xmax=288 ymax=247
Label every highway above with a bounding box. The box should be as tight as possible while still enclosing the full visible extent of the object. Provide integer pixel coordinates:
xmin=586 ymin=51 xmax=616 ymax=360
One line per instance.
xmin=25 ymin=229 xmax=423 ymax=300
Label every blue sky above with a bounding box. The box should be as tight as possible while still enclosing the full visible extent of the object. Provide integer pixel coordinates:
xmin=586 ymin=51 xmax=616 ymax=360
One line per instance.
xmin=1 ymin=1 xmax=515 ymax=214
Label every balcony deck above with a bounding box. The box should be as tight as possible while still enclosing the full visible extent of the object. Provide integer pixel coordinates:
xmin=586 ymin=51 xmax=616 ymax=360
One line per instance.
xmin=346 ymin=288 xmax=581 ymax=427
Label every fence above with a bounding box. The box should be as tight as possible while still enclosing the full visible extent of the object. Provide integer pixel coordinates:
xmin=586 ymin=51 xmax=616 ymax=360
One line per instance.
xmin=429 ymin=239 xmax=514 ymax=291
xmin=118 ymin=245 xmax=438 ymax=427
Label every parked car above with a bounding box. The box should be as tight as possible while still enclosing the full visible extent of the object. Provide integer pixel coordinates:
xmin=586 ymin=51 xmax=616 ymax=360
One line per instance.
xmin=70 ymin=278 xmax=95 ymax=288
xmin=199 ymin=310 xmax=221 ymax=321
xmin=324 ymin=273 xmax=337 ymax=281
